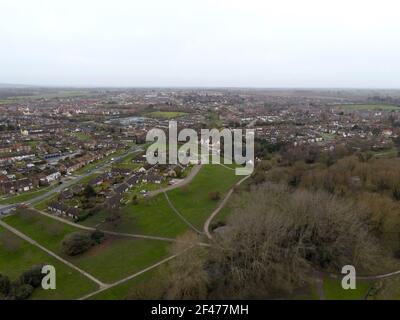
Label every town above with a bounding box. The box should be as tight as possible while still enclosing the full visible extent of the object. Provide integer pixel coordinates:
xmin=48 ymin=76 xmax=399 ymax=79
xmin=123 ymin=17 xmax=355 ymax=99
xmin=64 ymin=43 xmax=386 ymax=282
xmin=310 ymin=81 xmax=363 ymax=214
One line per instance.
xmin=1 ymin=87 xmax=400 ymax=301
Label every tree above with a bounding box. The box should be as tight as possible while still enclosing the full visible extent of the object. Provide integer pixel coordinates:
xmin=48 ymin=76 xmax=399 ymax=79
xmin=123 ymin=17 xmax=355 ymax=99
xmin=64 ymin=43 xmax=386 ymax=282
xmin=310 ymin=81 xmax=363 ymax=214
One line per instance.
xmin=62 ymin=232 xmax=94 ymax=256
xmin=91 ymin=229 xmax=105 ymax=244
xmin=10 ymin=284 xmax=34 ymax=300
xmin=0 ymin=274 xmax=10 ymax=295
xmin=83 ymin=184 xmax=96 ymax=198
xmin=19 ymin=265 xmax=45 ymax=288
xmin=131 ymin=194 xmax=139 ymax=205
xmin=166 ymin=183 xmax=388 ymax=299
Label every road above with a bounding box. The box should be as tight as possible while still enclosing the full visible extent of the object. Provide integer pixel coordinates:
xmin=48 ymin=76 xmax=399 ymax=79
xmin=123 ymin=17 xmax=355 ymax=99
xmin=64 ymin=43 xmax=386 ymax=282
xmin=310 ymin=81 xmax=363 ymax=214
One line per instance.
xmin=0 ymin=204 xmax=15 ymax=215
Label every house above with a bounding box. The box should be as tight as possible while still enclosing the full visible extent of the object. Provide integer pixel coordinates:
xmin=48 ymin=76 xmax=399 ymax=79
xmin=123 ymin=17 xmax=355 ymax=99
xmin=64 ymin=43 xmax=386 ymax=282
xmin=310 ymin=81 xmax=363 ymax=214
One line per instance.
xmin=48 ymin=202 xmax=68 ymax=215
xmin=40 ymin=170 xmax=61 ymax=184
xmin=0 ymin=178 xmax=33 ymax=194
xmin=66 ymin=207 xmax=80 ymax=220
xmin=114 ymin=183 xmax=129 ymax=194
xmin=126 ymin=175 xmax=140 ymax=188
xmin=61 ymin=189 xmax=73 ymax=199
xmin=88 ymin=176 xmax=104 ymax=187
xmin=111 ymin=167 xmax=132 ymax=176
xmin=0 ymin=174 xmax=9 ymax=183
xmin=146 ymin=174 xmax=164 ymax=184
xmin=107 ymin=194 xmax=123 ymax=209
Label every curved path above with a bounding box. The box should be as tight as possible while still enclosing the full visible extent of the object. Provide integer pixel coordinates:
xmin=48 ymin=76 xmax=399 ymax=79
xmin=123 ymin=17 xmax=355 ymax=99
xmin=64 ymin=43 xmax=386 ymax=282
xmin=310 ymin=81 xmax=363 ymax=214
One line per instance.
xmin=31 ymin=208 xmax=201 ymax=244
xmin=147 ymin=164 xmax=202 ymax=198
xmin=204 ymin=175 xmax=251 ymax=239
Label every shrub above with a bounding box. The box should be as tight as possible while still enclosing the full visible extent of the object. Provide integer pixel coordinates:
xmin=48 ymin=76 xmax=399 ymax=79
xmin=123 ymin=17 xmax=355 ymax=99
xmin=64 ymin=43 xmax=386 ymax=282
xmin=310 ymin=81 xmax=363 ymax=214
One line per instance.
xmin=19 ymin=264 xmax=45 ymax=288
xmin=10 ymin=284 xmax=34 ymax=300
xmin=208 ymin=191 xmax=221 ymax=201
xmin=62 ymin=232 xmax=94 ymax=256
xmin=91 ymin=229 xmax=105 ymax=244
xmin=0 ymin=274 xmax=11 ymax=295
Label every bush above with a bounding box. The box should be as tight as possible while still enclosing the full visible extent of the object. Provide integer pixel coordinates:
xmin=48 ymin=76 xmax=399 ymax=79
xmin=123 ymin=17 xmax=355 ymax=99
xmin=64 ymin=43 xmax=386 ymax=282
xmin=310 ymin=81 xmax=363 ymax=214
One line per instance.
xmin=0 ymin=274 xmax=11 ymax=295
xmin=208 ymin=191 xmax=221 ymax=201
xmin=10 ymin=284 xmax=34 ymax=300
xmin=91 ymin=229 xmax=105 ymax=244
xmin=19 ymin=264 xmax=45 ymax=288
xmin=62 ymin=232 xmax=94 ymax=256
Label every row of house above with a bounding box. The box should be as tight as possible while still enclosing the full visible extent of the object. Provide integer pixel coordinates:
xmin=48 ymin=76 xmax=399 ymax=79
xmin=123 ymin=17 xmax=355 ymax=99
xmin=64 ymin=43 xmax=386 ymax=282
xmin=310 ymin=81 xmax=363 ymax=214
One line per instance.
xmin=47 ymin=202 xmax=80 ymax=220
xmin=0 ymin=178 xmax=34 ymax=195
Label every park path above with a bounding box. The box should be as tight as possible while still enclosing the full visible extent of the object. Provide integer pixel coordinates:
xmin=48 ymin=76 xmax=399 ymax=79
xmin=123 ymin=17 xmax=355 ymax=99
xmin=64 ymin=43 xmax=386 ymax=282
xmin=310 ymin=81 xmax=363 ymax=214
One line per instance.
xmin=0 ymin=219 xmax=107 ymax=289
xmin=147 ymin=164 xmax=202 ymax=198
xmin=163 ymin=192 xmax=203 ymax=234
xmin=30 ymin=208 xmax=182 ymax=243
xmin=203 ymin=175 xmax=251 ymax=239
xmin=314 ymin=272 xmax=326 ymax=300
xmin=78 ymin=249 xmax=189 ymax=300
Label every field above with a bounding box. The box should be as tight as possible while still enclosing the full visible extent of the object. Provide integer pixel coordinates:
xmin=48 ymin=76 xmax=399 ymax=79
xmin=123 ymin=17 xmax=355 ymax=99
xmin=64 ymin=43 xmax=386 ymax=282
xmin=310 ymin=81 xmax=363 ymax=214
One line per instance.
xmin=0 ymin=225 xmax=97 ymax=299
xmin=323 ymin=277 xmax=372 ymax=300
xmin=81 ymin=163 xmax=242 ymax=237
xmin=166 ymin=164 xmax=242 ymax=228
xmin=0 ymin=162 xmax=244 ymax=299
xmin=334 ymin=104 xmax=400 ymax=111
xmin=2 ymin=211 xmax=170 ymax=283
xmin=145 ymin=111 xmax=187 ymax=119
xmin=0 ymin=90 xmax=96 ymax=102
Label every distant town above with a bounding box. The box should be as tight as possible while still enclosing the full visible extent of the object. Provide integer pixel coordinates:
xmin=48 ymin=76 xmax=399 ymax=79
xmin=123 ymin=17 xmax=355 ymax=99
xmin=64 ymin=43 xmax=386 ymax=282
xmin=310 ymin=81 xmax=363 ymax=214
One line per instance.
xmin=1 ymin=87 xmax=400 ymax=300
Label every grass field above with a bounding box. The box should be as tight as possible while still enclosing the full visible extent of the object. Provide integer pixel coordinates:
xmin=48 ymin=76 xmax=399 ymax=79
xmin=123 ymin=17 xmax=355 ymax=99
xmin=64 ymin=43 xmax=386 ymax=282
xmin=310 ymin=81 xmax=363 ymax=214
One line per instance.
xmin=335 ymin=104 xmax=400 ymax=111
xmin=0 ymin=186 xmax=51 ymax=205
xmin=89 ymin=268 xmax=161 ymax=300
xmin=2 ymin=211 xmax=171 ymax=283
xmin=0 ymin=225 xmax=97 ymax=299
xmin=106 ymin=194 xmax=189 ymax=237
xmin=323 ymin=277 xmax=372 ymax=300
xmin=166 ymin=164 xmax=242 ymax=228
xmin=145 ymin=111 xmax=187 ymax=119
xmin=83 ymin=163 xmax=241 ymax=236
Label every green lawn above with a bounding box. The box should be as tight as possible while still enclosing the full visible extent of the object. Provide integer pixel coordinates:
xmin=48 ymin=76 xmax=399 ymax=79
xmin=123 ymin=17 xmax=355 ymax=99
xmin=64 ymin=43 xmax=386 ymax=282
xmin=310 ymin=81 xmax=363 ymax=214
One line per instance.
xmin=145 ymin=111 xmax=187 ymax=119
xmin=0 ymin=225 xmax=97 ymax=299
xmin=89 ymin=268 xmax=162 ymax=300
xmin=116 ymin=195 xmax=188 ymax=237
xmin=166 ymin=164 xmax=242 ymax=228
xmin=69 ymin=237 xmax=169 ymax=283
xmin=2 ymin=210 xmax=171 ymax=283
xmin=323 ymin=277 xmax=372 ymax=300
xmin=3 ymin=90 xmax=95 ymax=101
xmin=0 ymin=186 xmax=51 ymax=205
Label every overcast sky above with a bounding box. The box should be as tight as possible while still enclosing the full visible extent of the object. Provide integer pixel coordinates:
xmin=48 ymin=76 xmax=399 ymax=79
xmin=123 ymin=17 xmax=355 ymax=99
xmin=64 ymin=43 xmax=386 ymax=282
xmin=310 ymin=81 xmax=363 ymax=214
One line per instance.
xmin=1 ymin=0 xmax=400 ymax=88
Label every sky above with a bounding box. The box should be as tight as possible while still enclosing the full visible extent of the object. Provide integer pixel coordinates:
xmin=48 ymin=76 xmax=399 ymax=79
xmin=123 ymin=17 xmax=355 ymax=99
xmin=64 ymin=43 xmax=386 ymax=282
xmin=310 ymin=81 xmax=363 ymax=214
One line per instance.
xmin=1 ymin=0 xmax=400 ymax=88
